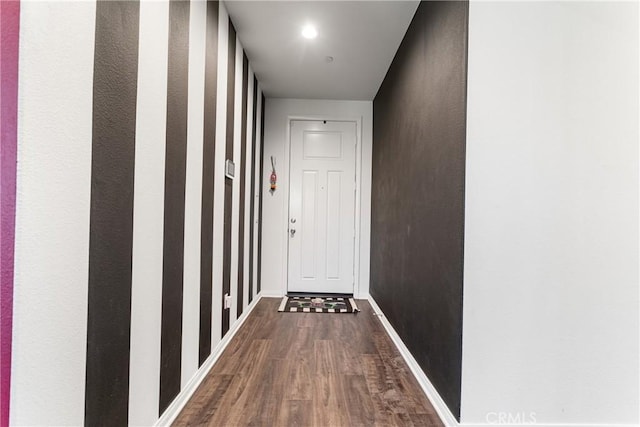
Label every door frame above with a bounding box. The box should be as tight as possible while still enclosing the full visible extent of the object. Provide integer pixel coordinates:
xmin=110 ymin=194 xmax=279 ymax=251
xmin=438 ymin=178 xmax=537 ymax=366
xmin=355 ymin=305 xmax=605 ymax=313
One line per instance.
xmin=281 ymin=115 xmax=364 ymax=297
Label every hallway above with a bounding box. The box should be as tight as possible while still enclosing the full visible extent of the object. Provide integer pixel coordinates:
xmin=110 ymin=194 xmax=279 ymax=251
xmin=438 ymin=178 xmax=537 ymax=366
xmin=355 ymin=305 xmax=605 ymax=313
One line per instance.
xmin=2 ymin=1 xmax=637 ymax=425
xmin=174 ymin=298 xmax=443 ymax=426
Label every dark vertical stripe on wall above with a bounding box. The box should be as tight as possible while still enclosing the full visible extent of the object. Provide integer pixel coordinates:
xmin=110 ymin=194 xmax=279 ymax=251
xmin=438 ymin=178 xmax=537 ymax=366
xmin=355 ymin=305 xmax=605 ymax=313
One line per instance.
xmin=222 ymin=20 xmax=236 ymax=336
xmin=85 ymin=2 xmax=139 ymax=425
xmin=248 ymin=75 xmax=258 ymax=304
xmin=370 ymin=1 xmax=469 ymax=420
xmin=199 ymin=0 xmax=219 ymax=367
xmin=257 ymin=93 xmax=265 ymax=294
xmin=159 ymin=0 xmax=190 ymax=414
xmin=236 ymin=53 xmax=249 ymax=318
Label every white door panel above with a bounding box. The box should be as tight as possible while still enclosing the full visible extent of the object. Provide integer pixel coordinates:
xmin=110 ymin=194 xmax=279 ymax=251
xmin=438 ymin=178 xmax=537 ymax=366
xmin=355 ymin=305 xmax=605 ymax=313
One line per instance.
xmin=288 ymin=120 xmax=356 ymax=294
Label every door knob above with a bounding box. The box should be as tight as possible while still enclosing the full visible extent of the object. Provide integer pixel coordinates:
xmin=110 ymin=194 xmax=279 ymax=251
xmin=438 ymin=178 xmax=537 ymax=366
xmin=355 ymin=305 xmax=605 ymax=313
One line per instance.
xmin=290 ymin=229 xmax=296 ymax=237
xmin=290 ymin=218 xmax=296 ymax=223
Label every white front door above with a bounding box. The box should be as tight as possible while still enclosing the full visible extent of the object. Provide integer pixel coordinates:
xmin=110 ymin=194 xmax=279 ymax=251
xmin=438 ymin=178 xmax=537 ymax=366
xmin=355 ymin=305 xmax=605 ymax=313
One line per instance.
xmin=288 ymin=120 xmax=357 ymax=294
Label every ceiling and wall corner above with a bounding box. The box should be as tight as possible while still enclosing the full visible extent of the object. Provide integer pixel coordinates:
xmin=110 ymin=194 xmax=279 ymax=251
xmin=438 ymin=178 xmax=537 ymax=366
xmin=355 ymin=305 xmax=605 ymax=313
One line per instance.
xmin=224 ymin=1 xmax=420 ymax=100
xmin=241 ymin=1 xmax=415 ymax=300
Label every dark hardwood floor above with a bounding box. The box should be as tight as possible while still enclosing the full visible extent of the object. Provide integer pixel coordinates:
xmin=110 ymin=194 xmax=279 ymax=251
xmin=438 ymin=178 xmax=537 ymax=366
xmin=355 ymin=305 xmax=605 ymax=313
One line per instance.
xmin=173 ymin=297 xmax=443 ymax=426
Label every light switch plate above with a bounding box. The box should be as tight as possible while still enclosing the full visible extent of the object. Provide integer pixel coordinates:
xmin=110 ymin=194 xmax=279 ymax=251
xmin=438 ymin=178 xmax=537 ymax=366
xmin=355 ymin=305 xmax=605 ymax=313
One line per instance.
xmin=225 ymin=159 xmax=235 ymax=179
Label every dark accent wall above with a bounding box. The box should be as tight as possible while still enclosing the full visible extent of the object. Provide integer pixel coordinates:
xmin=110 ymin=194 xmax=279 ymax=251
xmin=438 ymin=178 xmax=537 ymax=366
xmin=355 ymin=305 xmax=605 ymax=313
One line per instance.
xmin=159 ymin=0 xmax=190 ymax=414
xmin=237 ymin=53 xmax=249 ymax=318
xmin=85 ymin=2 xmax=140 ymax=424
xmin=199 ymin=0 xmax=219 ymax=367
xmin=222 ymin=20 xmax=236 ymax=336
xmin=370 ymin=0 xmax=468 ymax=420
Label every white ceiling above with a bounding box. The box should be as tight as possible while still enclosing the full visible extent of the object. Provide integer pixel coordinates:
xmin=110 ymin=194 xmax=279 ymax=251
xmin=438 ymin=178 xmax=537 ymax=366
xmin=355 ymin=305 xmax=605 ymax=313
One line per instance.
xmin=224 ymin=1 xmax=419 ymax=101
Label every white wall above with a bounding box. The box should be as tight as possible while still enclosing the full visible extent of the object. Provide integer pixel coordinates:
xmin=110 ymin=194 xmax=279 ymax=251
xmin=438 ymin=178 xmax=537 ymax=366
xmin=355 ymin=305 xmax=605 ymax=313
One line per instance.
xmin=180 ymin=0 xmax=206 ymax=392
xmin=462 ymin=1 xmax=639 ymax=425
xmin=11 ymin=1 xmax=96 ymax=424
xmin=211 ymin=0 xmax=229 ymax=354
xmin=261 ymin=98 xmax=372 ymax=298
xmin=129 ymin=0 xmax=170 ymax=424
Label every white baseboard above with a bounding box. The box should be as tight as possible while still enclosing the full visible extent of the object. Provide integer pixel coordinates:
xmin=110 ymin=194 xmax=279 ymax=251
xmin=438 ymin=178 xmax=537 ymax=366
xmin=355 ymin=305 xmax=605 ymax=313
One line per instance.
xmin=155 ymin=295 xmax=263 ymax=426
xmin=367 ymin=295 xmax=460 ymax=427
xmin=261 ymin=290 xmax=369 ymax=299
xmin=258 ymin=290 xmax=285 ymax=298
xmin=367 ymin=297 xmax=640 ymax=427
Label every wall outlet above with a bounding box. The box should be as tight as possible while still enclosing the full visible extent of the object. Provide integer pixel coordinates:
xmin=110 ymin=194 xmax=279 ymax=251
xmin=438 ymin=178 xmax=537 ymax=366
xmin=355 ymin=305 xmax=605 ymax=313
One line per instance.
xmin=224 ymin=293 xmax=232 ymax=309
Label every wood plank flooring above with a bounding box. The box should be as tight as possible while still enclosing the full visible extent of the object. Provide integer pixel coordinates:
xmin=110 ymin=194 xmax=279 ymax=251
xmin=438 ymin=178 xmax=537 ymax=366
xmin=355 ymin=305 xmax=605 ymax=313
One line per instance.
xmin=174 ymin=298 xmax=443 ymax=427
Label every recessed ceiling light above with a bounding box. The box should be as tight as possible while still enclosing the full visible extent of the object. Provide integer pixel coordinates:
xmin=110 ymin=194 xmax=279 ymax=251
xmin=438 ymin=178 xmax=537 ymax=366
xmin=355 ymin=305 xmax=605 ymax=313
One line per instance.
xmin=301 ymin=25 xmax=317 ymax=39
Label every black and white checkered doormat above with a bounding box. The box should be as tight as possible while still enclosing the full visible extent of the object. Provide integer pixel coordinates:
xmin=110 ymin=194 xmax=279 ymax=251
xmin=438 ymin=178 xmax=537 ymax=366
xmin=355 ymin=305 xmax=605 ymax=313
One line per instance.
xmin=278 ymin=296 xmax=359 ymax=313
